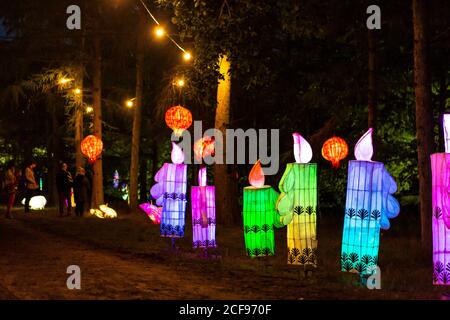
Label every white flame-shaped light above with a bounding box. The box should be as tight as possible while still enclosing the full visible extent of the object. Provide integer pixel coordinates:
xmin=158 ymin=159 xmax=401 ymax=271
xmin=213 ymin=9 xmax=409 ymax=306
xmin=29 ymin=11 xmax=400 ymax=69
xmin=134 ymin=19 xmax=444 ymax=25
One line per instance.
xmin=293 ymin=133 xmax=313 ymax=164
xmin=354 ymin=128 xmax=373 ymax=161
xmin=198 ymin=167 xmax=207 ymax=187
xmin=171 ymin=142 xmax=185 ymax=164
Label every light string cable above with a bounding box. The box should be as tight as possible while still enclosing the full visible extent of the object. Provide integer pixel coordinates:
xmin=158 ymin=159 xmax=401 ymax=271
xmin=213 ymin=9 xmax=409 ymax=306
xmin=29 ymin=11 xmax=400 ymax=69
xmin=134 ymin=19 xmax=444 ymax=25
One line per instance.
xmin=139 ymin=0 xmax=187 ymax=53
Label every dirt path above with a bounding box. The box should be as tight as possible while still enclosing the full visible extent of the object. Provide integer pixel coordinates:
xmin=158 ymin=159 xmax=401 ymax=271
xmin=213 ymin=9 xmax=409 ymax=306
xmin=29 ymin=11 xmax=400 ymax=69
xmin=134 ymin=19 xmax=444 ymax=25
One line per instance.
xmin=0 ymin=219 xmax=246 ymax=299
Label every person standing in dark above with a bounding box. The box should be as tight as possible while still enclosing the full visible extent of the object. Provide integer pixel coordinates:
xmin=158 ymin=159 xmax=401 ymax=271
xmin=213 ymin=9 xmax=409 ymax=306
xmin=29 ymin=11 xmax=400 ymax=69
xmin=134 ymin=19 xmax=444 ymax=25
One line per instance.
xmin=4 ymin=161 xmax=19 ymax=219
xmin=73 ymin=167 xmax=90 ymax=217
xmin=24 ymin=161 xmax=38 ymax=213
xmin=56 ymin=162 xmax=73 ymax=217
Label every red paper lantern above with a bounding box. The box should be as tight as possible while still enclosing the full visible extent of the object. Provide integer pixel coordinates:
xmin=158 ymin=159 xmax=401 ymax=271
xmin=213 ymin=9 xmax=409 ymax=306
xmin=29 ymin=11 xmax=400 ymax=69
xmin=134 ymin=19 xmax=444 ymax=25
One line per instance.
xmin=322 ymin=136 xmax=348 ymax=168
xmin=81 ymin=135 xmax=103 ymax=163
xmin=165 ymin=105 xmax=192 ymax=136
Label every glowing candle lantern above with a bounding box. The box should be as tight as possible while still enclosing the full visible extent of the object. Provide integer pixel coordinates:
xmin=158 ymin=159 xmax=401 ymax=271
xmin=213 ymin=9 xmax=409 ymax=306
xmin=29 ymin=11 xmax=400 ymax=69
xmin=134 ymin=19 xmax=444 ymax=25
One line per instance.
xmin=341 ymin=128 xmax=400 ymax=276
xmin=139 ymin=202 xmax=162 ymax=224
xmin=194 ymin=136 xmax=215 ymax=162
xmin=322 ymin=136 xmax=348 ymax=168
xmin=431 ymin=114 xmax=450 ymax=285
xmin=243 ymin=160 xmax=281 ymax=257
xmin=113 ymin=170 xmax=119 ymax=189
xmin=165 ymin=105 xmax=193 ymax=137
xmin=89 ymin=204 xmax=118 ymax=219
xmin=150 ymin=142 xmax=187 ymax=238
xmin=277 ymin=133 xmax=318 ymax=267
xmin=81 ymin=135 xmax=103 ymax=163
xmin=191 ymin=167 xmax=216 ymax=248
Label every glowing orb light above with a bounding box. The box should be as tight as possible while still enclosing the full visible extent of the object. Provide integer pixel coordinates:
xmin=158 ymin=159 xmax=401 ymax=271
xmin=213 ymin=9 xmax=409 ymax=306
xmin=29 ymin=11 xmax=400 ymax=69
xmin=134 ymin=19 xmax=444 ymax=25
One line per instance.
xmin=193 ymin=136 xmax=215 ymax=162
xmin=90 ymin=204 xmax=117 ymax=219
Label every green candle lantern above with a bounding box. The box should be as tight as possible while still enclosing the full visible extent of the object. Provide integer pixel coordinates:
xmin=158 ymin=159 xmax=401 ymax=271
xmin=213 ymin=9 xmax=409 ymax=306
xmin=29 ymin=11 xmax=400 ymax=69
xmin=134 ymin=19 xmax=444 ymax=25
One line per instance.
xmin=243 ymin=160 xmax=281 ymax=257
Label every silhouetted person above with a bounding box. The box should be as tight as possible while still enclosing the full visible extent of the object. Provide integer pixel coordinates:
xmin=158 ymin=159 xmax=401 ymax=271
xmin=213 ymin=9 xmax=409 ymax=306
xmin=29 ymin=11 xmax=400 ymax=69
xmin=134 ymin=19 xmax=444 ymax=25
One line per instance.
xmin=73 ymin=167 xmax=90 ymax=217
xmin=24 ymin=161 xmax=38 ymax=213
xmin=56 ymin=162 xmax=73 ymax=217
xmin=4 ymin=161 xmax=19 ymax=219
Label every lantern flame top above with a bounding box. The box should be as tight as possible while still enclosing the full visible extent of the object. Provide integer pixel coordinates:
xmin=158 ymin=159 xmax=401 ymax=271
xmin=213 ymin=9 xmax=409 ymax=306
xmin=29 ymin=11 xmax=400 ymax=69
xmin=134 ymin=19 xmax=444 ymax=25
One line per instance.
xmin=355 ymin=128 xmax=373 ymax=161
xmin=293 ymin=133 xmax=313 ymax=164
xmin=249 ymin=160 xmax=265 ymax=188
xmin=171 ymin=142 xmax=185 ymax=164
xmin=198 ymin=167 xmax=207 ymax=187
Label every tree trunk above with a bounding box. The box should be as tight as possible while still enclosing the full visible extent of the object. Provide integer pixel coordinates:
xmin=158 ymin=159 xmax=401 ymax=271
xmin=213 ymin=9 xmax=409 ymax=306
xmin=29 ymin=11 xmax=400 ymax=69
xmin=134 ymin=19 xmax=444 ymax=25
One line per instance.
xmin=139 ymin=155 xmax=148 ymax=202
xmin=413 ymin=0 xmax=433 ymax=255
xmin=368 ymin=29 xmax=377 ymax=152
xmin=438 ymin=73 xmax=447 ymax=152
xmin=75 ymin=66 xmax=84 ymax=171
xmin=129 ymin=14 xmax=145 ymax=210
xmin=214 ymin=55 xmax=239 ymax=225
xmin=91 ymin=33 xmax=104 ymax=208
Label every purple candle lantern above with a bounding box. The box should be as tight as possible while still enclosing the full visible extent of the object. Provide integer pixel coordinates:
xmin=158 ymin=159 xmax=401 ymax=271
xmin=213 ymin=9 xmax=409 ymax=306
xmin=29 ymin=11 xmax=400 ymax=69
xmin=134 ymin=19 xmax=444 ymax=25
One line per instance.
xmin=431 ymin=114 xmax=450 ymax=285
xmin=191 ymin=167 xmax=216 ymax=249
xmin=150 ymin=142 xmax=187 ymax=238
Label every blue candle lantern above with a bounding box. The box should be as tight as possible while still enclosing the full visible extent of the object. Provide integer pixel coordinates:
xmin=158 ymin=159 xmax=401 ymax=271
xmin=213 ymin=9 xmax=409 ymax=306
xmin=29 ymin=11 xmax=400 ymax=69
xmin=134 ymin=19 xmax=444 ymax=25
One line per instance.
xmin=150 ymin=143 xmax=187 ymax=238
xmin=341 ymin=129 xmax=400 ymax=275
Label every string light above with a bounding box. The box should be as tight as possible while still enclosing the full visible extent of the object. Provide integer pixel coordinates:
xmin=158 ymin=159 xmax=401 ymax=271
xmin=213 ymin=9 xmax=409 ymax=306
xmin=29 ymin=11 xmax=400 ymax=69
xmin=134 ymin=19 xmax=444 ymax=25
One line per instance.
xmin=154 ymin=26 xmax=165 ymax=38
xmin=58 ymin=77 xmax=72 ymax=85
xmin=86 ymin=106 xmax=93 ymax=113
xmin=183 ymin=51 xmax=192 ymax=62
xmin=175 ymin=78 xmax=185 ymax=87
xmin=139 ymin=0 xmax=192 ymax=61
xmin=126 ymin=98 xmax=136 ymax=108
xmin=74 ymin=88 xmax=82 ymax=95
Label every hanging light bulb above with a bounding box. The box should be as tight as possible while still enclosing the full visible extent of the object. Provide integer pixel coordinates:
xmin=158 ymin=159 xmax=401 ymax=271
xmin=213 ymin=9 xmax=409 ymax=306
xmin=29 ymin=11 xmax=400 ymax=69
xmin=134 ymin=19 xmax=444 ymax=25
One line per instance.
xmin=183 ymin=51 xmax=192 ymax=61
xmin=154 ymin=25 xmax=165 ymax=38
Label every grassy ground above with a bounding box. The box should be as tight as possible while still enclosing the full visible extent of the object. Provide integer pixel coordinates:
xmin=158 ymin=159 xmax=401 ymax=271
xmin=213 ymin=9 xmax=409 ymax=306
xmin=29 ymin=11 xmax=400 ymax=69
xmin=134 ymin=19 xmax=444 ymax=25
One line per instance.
xmin=5 ymin=205 xmax=446 ymax=300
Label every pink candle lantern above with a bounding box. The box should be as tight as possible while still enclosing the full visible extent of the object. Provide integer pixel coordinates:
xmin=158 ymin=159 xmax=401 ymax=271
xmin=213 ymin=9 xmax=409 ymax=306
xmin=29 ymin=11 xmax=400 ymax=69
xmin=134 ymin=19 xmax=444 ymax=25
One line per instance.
xmin=191 ymin=167 xmax=216 ymax=248
xmin=150 ymin=142 xmax=187 ymax=238
xmin=431 ymin=114 xmax=450 ymax=285
xmin=139 ymin=202 xmax=162 ymax=224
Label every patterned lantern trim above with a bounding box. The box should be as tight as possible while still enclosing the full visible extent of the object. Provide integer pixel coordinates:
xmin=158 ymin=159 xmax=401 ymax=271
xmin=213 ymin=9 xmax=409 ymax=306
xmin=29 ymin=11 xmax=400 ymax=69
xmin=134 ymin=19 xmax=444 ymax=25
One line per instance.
xmin=243 ymin=160 xmax=281 ymax=258
xmin=277 ymin=133 xmax=318 ymax=267
xmin=81 ymin=135 xmax=103 ymax=163
xmin=321 ymin=136 xmax=348 ymax=168
xmin=191 ymin=167 xmax=216 ymax=248
xmin=139 ymin=202 xmax=162 ymax=224
xmin=431 ymin=114 xmax=450 ymax=285
xmin=165 ymin=105 xmax=193 ymax=137
xmin=341 ymin=128 xmax=400 ymax=276
xmin=150 ymin=142 xmax=187 ymax=238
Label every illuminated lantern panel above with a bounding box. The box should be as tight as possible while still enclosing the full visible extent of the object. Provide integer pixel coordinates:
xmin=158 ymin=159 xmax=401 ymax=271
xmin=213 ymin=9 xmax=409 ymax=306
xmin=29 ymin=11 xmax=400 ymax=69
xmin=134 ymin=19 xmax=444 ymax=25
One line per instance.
xmin=21 ymin=196 xmax=47 ymax=210
xmin=151 ymin=163 xmax=187 ymax=238
xmin=243 ymin=186 xmax=280 ymax=257
xmin=191 ymin=189 xmax=216 ymax=248
xmin=81 ymin=135 xmax=103 ymax=163
xmin=278 ymin=163 xmax=318 ymax=266
xmin=431 ymin=153 xmax=450 ymax=285
xmin=322 ymin=137 xmax=348 ymax=168
xmin=341 ymin=161 xmax=399 ymax=275
xmin=165 ymin=105 xmax=193 ymax=137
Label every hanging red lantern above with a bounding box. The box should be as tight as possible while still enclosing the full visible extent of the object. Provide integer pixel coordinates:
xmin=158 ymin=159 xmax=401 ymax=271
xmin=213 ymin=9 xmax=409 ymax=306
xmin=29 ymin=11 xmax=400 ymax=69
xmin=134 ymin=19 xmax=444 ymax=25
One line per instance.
xmin=193 ymin=136 xmax=215 ymax=161
xmin=322 ymin=136 xmax=348 ymax=168
xmin=165 ymin=105 xmax=192 ymax=136
xmin=81 ymin=135 xmax=103 ymax=163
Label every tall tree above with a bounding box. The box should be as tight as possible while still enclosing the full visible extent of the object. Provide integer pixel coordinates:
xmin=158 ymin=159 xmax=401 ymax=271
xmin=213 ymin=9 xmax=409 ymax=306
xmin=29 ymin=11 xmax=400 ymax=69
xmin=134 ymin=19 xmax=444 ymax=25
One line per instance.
xmin=129 ymin=11 xmax=146 ymax=210
xmin=91 ymin=32 xmax=104 ymax=208
xmin=413 ymin=0 xmax=433 ymax=254
xmin=368 ymin=29 xmax=377 ymax=143
xmin=214 ymin=55 xmax=238 ymax=224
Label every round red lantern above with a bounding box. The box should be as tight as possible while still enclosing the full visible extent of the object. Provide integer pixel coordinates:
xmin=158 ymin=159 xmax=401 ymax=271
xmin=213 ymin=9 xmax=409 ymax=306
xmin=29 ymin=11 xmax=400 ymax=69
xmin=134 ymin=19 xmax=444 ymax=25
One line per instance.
xmin=165 ymin=105 xmax=192 ymax=136
xmin=322 ymin=136 xmax=348 ymax=168
xmin=81 ymin=135 xmax=103 ymax=163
